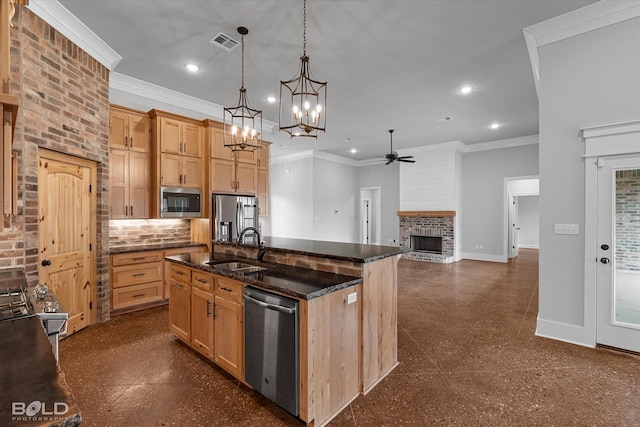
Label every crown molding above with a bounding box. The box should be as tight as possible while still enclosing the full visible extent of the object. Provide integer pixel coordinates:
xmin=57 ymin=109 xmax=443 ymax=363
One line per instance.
xmin=25 ymin=0 xmax=122 ymax=70
xmin=270 ymin=150 xmax=359 ymax=167
xmin=459 ymin=134 xmax=539 ymax=153
xmin=110 ymin=72 xmax=279 ymax=133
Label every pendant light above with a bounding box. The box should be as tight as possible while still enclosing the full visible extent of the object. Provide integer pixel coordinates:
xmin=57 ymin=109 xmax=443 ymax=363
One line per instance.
xmin=279 ymin=0 xmax=327 ymax=138
xmin=224 ymin=26 xmax=262 ymax=151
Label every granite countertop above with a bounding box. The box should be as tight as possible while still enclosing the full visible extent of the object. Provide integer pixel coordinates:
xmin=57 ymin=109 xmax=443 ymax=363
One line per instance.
xmin=221 ymin=236 xmax=407 ymax=263
xmin=110 ymin=242 xmax=207 ymax=255
xmin=166 ymin=252 xmax=363 ymax=300
xmin=0 ymin=269 xmax=81 ymax=427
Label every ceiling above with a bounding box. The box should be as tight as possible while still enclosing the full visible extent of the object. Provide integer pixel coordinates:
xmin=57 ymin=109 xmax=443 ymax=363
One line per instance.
xmin=57 ymin=0 xmax=596 ymax=161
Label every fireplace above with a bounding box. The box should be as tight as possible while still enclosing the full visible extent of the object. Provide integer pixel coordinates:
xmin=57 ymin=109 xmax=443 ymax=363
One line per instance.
xmin=410 ymin=235 xmax=442 ymax=254
xmin=398 ymin=211 xmax=455 ymax=263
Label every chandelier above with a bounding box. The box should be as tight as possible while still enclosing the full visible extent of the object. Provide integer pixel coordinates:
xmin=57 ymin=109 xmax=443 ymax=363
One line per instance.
xmin=279 ymin=0 xmax=327 ymax=138
xmin=224 ymin=26 xmax=262 ymax=151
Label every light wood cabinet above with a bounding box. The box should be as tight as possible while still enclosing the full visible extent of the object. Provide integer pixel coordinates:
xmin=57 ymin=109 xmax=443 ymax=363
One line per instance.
xmin=158 ymin=116 xmax=203 ymax=158
xmin=169 ymin=276 xmax=191 ymax=342
xmin=111 ymin=250 xmax=164 ymax=310
xmin=109 ymin=106 xmax=151 ymax=152
xmin=191 ymin=286 xmax=214 ymax=358
xmin=206 ymin=122 xmax=258 ymax=194
xmin=109 ymin=106 xmax=151 ymax=219
xmin=160 ymin=153 xmax=203 ymax=188
xmin=257 ymin=169 xmax=269 ymax=217
xmin=213 ymin=293 xmax=244 ymax=378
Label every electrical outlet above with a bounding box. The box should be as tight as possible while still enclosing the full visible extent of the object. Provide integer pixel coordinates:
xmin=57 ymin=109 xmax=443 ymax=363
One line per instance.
xmin=554 ymin=224 xmax=579 ymax=235
xmin=347 ymin=293 xmax=357 ymax=304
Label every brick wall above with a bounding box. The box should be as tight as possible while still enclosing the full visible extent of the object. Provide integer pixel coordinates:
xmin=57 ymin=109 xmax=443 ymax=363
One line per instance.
xmin=616 ymin=170 xmax=640 ymax=271
xmin=1 ymin=7 xmax=111 ymax=320
xmin=109 ymin=220 xmax=192 ymax=248
xmin=399 ymin=216 xmax=455 ymax=263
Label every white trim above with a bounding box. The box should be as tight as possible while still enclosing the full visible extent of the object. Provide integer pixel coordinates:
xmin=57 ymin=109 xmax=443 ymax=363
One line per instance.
xmin=522 ymin=30 xmax=540 ymax=100
xmin=26 ymin=0 xmax=122 ymax=70
xmin=460 ymin=252 xmax=507 ymax=263
xmin=459 ymin=135 xmax=539 ymax=153
xmin=582 ymin=120 xmax=640 ymax=157
xmin=535 ymin=316 xmax=595 ymax=348
xmin=523 ymin=1 xmax=640 ymax=48
xmin=110 ymin=73 xmax=279 ymax=133
xmin=518 ymin=244 xmax=539 ymax=249
xmin=313 ymin=151 xmax=360 ymax=167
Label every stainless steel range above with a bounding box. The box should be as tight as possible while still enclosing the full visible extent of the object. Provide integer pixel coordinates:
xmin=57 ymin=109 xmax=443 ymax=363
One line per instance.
xmin=26 ymin=284 xmax=68 ymax=362
xmin=0 ymin=282 xmax=68 ymax=362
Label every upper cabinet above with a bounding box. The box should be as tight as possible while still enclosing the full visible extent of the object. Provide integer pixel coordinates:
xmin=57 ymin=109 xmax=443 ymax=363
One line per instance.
xmin=109 ymin=105 xmax=151 ymax=219
xmin=150 ymin=110 xmax=205 ymax=192
xmin=109 ymin=106 xmax=151 ymax=153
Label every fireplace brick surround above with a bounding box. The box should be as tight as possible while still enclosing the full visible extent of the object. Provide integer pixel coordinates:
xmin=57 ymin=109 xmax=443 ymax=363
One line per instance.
xmin=398 ymin=211 xmax=455 ymax=263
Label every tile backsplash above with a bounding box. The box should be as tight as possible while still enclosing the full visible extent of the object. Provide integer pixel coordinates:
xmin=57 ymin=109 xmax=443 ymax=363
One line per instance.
xmin=109 ymin=219 xmax=192 ymax=248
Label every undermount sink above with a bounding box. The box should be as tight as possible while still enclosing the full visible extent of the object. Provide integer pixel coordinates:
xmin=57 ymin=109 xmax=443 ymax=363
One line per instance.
xmin=210 ymin=261 xmax=267 ymax=275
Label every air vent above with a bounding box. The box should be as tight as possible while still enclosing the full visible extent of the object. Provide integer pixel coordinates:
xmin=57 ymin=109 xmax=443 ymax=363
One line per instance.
xmin=209 ymin=32 xmax=240 ymax=52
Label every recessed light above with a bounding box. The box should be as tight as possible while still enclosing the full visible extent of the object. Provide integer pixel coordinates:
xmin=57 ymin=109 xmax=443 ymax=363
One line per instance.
xmin=350 ymin=148 xmax=357 ymax=154
xmin=436 ymin=116 xmax=453 ymax=123
xmin=266 ymin=96 xmax=277 ymax=103
xmin=459 ymin=85 xmax=473 ymax=95
xmin=490 ymin=122 xmax=500 ymax=130
xmin=185 ymin=63 xmax=199 ymax=72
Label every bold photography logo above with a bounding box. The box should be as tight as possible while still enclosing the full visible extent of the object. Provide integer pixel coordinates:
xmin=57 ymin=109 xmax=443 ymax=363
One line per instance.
xmin=12 ymin=400 xmax=69 ymax=421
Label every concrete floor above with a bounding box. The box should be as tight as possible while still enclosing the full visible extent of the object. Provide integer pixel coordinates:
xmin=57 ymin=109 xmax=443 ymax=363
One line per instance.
xmin=59 ymin=249 xmax=640 ymax=426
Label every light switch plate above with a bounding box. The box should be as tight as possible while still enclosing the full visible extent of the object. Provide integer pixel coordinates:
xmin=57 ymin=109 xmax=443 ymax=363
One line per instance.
xmin=554 ymin=224 xmax=579 ymax=235
xmin=347 ymin=292 xmax=357 ymax=304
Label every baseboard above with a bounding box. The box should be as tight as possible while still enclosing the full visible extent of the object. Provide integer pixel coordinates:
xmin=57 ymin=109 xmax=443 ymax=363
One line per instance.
xmin=460 ymin=252 xmax=507 ymax=263
xmin=518 ymin=244 xmax=539 ymax=249
xmin=535 ymin=316 xmax=595 ymax=348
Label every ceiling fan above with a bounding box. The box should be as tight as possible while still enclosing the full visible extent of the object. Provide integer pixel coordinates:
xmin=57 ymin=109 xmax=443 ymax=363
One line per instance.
xmin=384 ymin=130 xmax=415 ymax=165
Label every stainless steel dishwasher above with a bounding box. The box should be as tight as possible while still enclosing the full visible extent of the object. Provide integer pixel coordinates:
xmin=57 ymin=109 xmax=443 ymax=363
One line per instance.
xmin=244 ymin=286 xmax=299 ymax=416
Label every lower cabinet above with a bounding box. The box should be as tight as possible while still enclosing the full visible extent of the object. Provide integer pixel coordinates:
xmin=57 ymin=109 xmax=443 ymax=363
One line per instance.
xmin=168 ymin=263 xmax=244 ymax=379
xmin=111 ymin=250 xmax=164 ymax=311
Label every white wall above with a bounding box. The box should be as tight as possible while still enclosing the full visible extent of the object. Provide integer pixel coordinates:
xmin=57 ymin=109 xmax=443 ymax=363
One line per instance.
xmin=312 ymin=158 xmax=358 ymax=243
xmin=461 ymin=143 xmax=539 ymax=261
xmin=517 ymin=195 xmax=539 ymax=248
xmin=358 ymin=163 xmax=400 ymax=246
xmin=537 ymin=16 xmax=640 ymax=344
xmin=269 ymin=157 xmax=314 ymax=239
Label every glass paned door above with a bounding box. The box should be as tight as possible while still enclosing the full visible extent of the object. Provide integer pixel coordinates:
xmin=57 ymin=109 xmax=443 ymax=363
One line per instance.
xmin=597 ymin=157 xmax=640 ymax=352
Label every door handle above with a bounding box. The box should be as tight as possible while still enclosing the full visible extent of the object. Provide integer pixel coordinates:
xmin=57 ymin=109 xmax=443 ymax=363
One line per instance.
xmin=41 ymin=259 xmax=51 ymax=266
xmin=600 ymin=257 xmax=610 ymax=264
xmin=600 ymin=244 xmax=610 ymax=250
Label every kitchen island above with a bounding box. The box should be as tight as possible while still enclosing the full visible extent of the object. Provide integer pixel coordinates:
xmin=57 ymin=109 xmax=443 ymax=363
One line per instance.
xmin=171 ymin=237 xmax=404 ymax=426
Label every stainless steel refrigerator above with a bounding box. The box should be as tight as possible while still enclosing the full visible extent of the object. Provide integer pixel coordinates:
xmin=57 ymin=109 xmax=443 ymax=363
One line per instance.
xmin=211 ymin=193 xmax=259 ymax=244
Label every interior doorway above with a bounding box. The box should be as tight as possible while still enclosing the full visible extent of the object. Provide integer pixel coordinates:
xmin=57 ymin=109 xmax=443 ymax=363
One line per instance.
xmin=504 ymin=177 xmax=539 ymax=259
xmin=360 ymin=187 xmax=381 ymax=245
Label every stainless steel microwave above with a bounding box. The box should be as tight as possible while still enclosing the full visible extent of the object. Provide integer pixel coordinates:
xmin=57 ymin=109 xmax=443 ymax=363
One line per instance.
xmin=160 ymin=187 xmax=202 ymax=218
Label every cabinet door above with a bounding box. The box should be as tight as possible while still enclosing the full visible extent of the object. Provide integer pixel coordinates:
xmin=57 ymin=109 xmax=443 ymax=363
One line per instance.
xmin=256 ymin=145 xmax=269 ymax=170
xmin=257 ymin=169 xmax=269 ymax=217
xmin=110 ymin=149 xmax=128 ymax=219
xmin=236 ymin=163 xmax=257 ymax=195
xmin=160 ymin=117 xmax=182 ymax=154
xmin=182 ymin=156 xmax=203 ymax=189
xmin=235 ymin=148 xmax=256 ymax=165
xmin=109 ymin=110 xmax=129 ymax=150
xmin=128 ymin=151 xmax=150 ymax=218
xmin=211 ymin=158 xmax=236 ymax=193
xmin=210 ymin=128 xmax=234 ymax=161
xmin=191 ymin=287 xmax=214 ymax=358
xmin=214 ymin=296 xmax=244 ymax=378
xmin=160 ymin=153 xmax=182 ymax=187
xmin=183 ymin=122 xmax=203 ymax=158
xmin=169 ymin=278 xmax=191 ymax=342
xmin=129 ymin=114 xmax=150 ymax=153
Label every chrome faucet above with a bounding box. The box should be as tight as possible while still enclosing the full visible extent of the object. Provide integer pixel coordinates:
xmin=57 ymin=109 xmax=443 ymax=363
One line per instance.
xmin=238 ymin=227 xmax=265 ymax=262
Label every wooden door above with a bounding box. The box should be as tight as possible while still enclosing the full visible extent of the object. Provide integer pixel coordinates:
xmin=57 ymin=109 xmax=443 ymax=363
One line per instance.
xmin=183 ymin=122 xmax=203 ymax=158
xmin=191 ymin=287 xmax=214 ymax=358
xmin=128 ymin=151 xmax=150 ymax=218
xmin=109 ymin=148 xmax=128 ymax=218
xmin=129 ymin=114 xmax=150 ymax=153
xmin=210 ymin=158 xmax=235 ymax=193
xmin=210 ymin=129 xmax=234 ymax=161
xmin=169 ymin=278 xmax=191 ymax=342
xmin=236 ymin=163 xmax=257 ymax=194
xmin=182 ymin=156 xmax=203 ymax=189
xmin=159 ymin=117 xmax=181 ymax=154
xmin=214 ymin=295 xmax=244 ymax=378
xmin=160 ymin=153 xmax=182 ymax=187
xmin=109 ymin=110 xmax=129 ymax=150
xmin=38 ymin=150 xmax=96 ymax=335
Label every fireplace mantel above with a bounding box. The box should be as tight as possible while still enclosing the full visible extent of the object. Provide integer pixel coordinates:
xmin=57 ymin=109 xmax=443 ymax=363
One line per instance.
xmin=397 ymin=211 xmax=455 ymax=218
